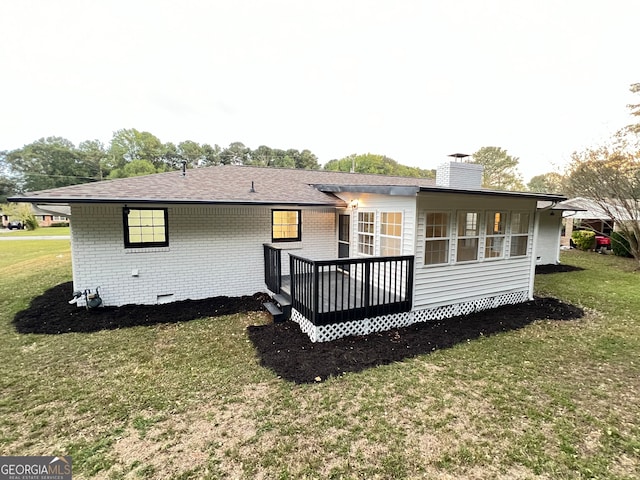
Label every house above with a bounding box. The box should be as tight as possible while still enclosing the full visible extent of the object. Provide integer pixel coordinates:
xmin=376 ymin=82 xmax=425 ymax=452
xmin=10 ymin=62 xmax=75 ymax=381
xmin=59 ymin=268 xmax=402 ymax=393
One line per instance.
xmin=1 ymin=205 xmax=69 ymax=228
xmin=32 ymin=205 xmax=70 ymax=227
xmin=10 ymin=162 xmax=565 ymax=342
xmin=534 ymin=200 xmax=588 ymax=265
xmin=558 ymin=197 xmax=614 ymax=246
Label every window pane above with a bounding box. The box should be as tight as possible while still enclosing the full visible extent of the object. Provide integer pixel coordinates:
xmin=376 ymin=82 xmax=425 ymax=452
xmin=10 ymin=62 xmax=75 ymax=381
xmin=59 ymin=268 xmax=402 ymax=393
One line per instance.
xmin=457 ymin=238 xmax=479 ymax=261
xmin=510 ymin=236 xmax=528 ymax=256
xmin=426 ymin=212 xmax=449 ymax=238
xmin=125 ymin=208 xmax=168 ymax=248
xmin=272 ymin=210 xmax=300 ymax=241
xmin=380 ymin=237 xmax=401 ymax=256
xmin=512 ymin=212 xmax=530 ymax=234
xmin=425 ymin=239 xmax=449 ymax=265
xmin=458 ymin=212 xmax=479 ymax=236
xmin=487 ymin=212 xmax=506 ymax=235
xmin=358 ymin=233 xmax=374 ymax=255
xmin=485 ymin=237 xmax=504 ymax=258
xmin=357 ymin=212 xmax=375 ymax=255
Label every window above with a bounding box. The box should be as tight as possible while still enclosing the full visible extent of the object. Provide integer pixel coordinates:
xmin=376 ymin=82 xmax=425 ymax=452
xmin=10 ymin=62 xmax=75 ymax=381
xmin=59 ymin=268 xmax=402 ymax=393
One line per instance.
xmin=380 ymin=212 xmax=402 ymax=256
xmin=510 ymin=212 xmax=530 ymax=256
xmin=456 ymin=211 xmax=480 ymax=262
xmin=485 ymin=211 xmax=506 ymax=259
xmin=424 ymin=211 xmax=450 ymax=265
xmin=272 ymin=210 xmax=301 ymax=242
xmin=124 ymin=208 xmax=168 ymax=248
xmin=357 ymin=211 xmax=375 ymax=255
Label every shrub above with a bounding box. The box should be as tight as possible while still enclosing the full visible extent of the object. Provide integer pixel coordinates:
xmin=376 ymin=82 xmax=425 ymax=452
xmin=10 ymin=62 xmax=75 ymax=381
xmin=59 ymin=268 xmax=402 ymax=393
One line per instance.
xmin=572 ymin=230 xmax=595 ymax=251
xmin=23 ymin=215 xmax=39 ymax=231
xmin=50 ymin=222 xmax=69 ymax=227
xmin=610 ymin=231 xmax=634 ymax=257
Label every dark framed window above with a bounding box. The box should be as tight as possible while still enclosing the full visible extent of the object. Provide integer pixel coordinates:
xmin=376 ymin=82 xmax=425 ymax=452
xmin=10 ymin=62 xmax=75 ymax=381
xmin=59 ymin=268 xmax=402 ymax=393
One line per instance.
xmin=123 ymin=207 xmax=169 ymax=248
xmin=272 ymin=210 xmax=301 ymax=242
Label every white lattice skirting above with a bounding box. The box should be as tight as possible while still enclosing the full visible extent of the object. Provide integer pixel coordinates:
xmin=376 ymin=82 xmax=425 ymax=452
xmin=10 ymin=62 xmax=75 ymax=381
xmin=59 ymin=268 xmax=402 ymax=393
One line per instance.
xmin=291 ymin=290 xmax=530 ymax=342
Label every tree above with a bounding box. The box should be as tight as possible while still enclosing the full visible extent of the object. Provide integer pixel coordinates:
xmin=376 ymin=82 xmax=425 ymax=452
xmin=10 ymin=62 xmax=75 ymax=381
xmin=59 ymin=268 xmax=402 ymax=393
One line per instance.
xmin=471 ymin=146 xmax=524 ymax=190
xmin=1 ymin=202 xmax=38 ymax=230
xmin=324 ymin=153 xmax=434 ymax=178
xmin=201 ymin=143 xmax=222 ymax=166
xmin=108 ymin=159 xmax=165 ymax=179
xmin=108 ymin=129 xmax=167 ymax=170
xmin=0 ymin=176 xmax=18 ymax=203
xmin=3 ymin=137 xmax=98 ymax=192
xmin=295 ymin=149 xmax=320 ymax=170
xmin=566 ymin=131 xmax=640 ymax=264
xmin=628 ymin=83 xmax=640 ymax=134
xmin=78 ymin=140 xmax=109 ymax=180
xmin=527 ymin=172 xmax=565 ymax=193
xmin=250 ymin=145 xmax=274 ymax=167
xmin=220 ymin=142 xmax=251 ymax=165
xmin=178 ymin=140 xmax=205 ymax=168
xmin=0 ymin=153 xmax=19 ymax=202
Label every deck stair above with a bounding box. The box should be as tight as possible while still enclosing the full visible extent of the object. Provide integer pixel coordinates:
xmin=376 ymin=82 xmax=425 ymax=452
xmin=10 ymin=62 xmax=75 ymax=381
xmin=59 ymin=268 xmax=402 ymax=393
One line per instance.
xmin=263 ymin=293 xmax=292 ymax=323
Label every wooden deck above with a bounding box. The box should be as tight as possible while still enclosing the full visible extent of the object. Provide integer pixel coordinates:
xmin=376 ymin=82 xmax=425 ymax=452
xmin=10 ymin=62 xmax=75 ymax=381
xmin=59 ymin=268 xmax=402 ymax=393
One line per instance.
xmin=282 ymin=267 xmax=410 ymax=323
xmin=264 ymin=245 xmax=413 ymax=326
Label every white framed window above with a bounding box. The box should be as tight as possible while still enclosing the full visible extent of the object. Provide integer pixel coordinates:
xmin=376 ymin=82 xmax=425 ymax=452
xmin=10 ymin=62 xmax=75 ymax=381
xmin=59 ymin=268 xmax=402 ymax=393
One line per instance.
xmin=380 ymin=212 xmax=402 ymax=256
xmin=510 ymin=212 xmax=530 ymax=257
xmin=357 ymin=211 xmax=375 ymax=256
xmin=424 ymin=211 xmax=450 ymax=265
xmin=485 ymin=211 xmax=507 ymax=259
xmin=456 ymin=211 xmax=480 ymax=262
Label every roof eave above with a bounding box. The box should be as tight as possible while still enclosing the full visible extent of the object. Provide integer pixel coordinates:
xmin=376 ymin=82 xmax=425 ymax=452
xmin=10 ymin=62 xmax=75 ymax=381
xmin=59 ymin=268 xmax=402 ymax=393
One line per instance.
xmin=7 ymin=196 xmax=347 ymax=208
xmin=315 ymin=184 xmax=421 ymax=196
xmin=418 ymin=186 xmax=567 ymax=201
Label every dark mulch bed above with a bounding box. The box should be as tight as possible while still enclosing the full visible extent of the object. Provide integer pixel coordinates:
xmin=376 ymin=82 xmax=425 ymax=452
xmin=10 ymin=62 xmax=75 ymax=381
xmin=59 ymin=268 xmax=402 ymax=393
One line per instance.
xmin=535 ymin=263 xmax=585 ymax=274
xmin=14 ymin=282 xmax=584 ymax=385
xmin=13 ymin=281 xmax=270 ymax=334
xmin=247 ymin=297 xmax=584 ymax=384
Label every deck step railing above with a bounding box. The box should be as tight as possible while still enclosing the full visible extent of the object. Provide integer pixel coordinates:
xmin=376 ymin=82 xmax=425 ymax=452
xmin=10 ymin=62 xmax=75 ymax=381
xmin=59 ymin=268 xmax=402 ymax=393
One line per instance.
xmin=263 ymin=244 xmax=282 ymax=294
xmin=289 ymin=254 xmax=414 ymax=326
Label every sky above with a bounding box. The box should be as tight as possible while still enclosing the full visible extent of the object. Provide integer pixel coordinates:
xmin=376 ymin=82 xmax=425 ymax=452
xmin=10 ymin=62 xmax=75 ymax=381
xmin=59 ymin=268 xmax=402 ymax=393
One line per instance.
xmin=1 ymin=0 xmax=638 ymax=182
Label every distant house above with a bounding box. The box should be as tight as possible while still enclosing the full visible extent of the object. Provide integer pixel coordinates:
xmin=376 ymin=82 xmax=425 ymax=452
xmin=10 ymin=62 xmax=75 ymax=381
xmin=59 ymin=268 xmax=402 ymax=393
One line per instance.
xmin=32 ymin=205 xmax=70 ymax=227
xmin=10 ymin=162 xmax=565 ymax=342
xmin=1 ymin=205 xmax=69 ymax=228
xmin=559 ymin=197 xmax=614 ymax=246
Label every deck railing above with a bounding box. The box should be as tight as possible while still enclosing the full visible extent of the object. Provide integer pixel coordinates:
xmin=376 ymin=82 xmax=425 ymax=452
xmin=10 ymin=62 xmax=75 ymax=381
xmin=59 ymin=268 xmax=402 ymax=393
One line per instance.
xmin=289 ymin=254 xmax=414 ymax=326
xmin=263 ymin=244 xmax=282 ymax=294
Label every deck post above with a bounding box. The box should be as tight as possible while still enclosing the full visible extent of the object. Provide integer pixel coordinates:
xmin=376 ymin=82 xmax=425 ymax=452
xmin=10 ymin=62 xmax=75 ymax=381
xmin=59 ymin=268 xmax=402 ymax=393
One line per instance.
xmin=312 ymin=261 xmax=319 ymax=325
xmin=364 ymin=259 xmax=371 ymax=317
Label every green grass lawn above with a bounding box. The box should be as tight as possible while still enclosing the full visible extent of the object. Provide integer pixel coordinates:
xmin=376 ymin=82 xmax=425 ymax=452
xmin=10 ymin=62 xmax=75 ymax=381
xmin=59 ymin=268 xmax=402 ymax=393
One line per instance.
xmin=1 ymin=226 xmax=70 ymax=236
xmin=1 ymin=245 xmax=639 ymax=479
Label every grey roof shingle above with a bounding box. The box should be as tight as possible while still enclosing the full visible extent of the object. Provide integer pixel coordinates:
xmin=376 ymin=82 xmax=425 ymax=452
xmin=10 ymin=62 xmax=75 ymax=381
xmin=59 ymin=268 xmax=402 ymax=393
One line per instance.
xmin=10 ymin=165 xmax=437 ymax=206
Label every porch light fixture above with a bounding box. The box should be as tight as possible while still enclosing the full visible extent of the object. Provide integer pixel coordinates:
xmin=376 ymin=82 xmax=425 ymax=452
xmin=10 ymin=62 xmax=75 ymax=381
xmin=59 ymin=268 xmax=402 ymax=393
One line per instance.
xmin=350 ymin=199 xmax=359 ymax=210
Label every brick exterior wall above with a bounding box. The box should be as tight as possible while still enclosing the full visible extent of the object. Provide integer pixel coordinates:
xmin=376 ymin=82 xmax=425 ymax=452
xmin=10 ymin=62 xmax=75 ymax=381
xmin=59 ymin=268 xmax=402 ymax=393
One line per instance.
xmin=70 ymin=204 xmax=337 ymax=306
xmin=435 ymin=162 xmax=484 ymax=189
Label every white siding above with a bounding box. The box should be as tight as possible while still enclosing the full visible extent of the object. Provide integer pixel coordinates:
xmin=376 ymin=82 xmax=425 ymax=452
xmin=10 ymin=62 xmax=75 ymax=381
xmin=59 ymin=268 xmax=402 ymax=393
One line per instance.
xmin=335 ymin=192 xmax=417 ymax=257
xmin=535 ymin=210 xmax=562 ymax=265
xmin=414 ymin=192 xmax=538 ymax=309
xmin=70 ymin=204 xmax=335 ymax=306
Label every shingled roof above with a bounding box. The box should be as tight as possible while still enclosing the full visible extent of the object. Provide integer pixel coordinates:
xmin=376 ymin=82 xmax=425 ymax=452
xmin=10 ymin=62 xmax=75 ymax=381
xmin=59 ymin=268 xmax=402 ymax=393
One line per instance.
xmin=10 ymin=165 xmax=438 ymax=206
